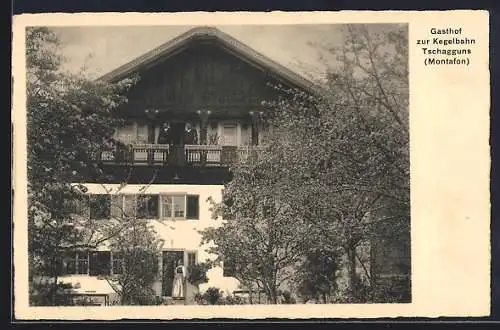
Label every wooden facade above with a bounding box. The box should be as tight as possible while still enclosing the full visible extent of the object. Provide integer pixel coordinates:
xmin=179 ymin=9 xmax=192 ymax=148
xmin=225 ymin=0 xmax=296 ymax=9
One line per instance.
xmin=94 ymin=27 xmax=312 ymax=183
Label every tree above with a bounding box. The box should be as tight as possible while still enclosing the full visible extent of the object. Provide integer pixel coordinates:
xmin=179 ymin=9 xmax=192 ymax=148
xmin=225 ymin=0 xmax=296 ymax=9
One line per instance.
xmin=204 ymin=24 xmax=409 ymax=303
xmin=264 ymin=24 xmax=410 ymax=301
xmin=200 ymin=157 xmax=315 ymax=304
xmin=106 ymin=203 xmax=164 ymax=305
xmin=295 ymin=246 xmax=342 ymax=303
xmin=26 ymin=27 xmax=136 ymax=305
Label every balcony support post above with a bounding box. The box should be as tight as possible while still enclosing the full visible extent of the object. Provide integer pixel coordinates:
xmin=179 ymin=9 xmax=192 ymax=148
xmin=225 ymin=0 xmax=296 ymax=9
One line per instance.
xmin=196 ymin=109 xmax=211 ymax=145
xmin=197 ymin=110 xmax=211 ymax=166
xmin=145 ymin=108 xmax=160 ymax=164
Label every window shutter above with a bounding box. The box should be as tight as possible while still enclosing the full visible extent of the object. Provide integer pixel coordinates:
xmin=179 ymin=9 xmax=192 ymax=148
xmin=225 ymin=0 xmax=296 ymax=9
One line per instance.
xmin=89 ymin=251 xmax=111 ymax=276
xmin=137 ymin=195 xmax=159 ymax=219
xmin=186 ymin=195 xmax=199 ymax=220
xmin=187 ymin=252 xmax=197 ymax=267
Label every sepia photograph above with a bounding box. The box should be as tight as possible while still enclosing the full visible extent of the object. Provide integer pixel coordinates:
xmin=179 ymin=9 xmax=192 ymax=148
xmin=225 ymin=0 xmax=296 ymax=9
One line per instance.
xmin=13 ymin=11 xmax=490 ymax=319
xmin=25 ymin=23 xmax=410 ymax=307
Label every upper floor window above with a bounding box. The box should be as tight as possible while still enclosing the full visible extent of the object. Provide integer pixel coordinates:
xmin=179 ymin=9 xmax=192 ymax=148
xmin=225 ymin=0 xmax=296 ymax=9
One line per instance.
xmin=221 ymin=124 xmax=238 ymax=146
xmin=161 ymin=194 xmax=199 ymax=220
xmin=115 ymin=122 xmax=148 ymax=144
xmin=79 ymin=193 xmax=200 ymax=221
xmin=137 ymin=194 xmax=159 ymax=219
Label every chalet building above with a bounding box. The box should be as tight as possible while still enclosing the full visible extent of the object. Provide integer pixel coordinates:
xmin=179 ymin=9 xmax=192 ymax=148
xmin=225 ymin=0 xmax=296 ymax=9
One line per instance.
xmin=58 ymin=26 xmax=409 ymax=305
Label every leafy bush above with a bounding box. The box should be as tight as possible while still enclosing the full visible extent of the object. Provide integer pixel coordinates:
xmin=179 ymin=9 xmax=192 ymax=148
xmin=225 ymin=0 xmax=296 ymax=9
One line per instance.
xmin=279 ymin=290 xmax=296 ymax=304
xmin=195 ymin=287 xmax=223 ymax=305
xmin=218 ymin=294 xmax=246 ymax=305
xmin=29 ymin=281 xmax=74 ymax=306
xmin=187 ymin=261 xmax=211 ymax=287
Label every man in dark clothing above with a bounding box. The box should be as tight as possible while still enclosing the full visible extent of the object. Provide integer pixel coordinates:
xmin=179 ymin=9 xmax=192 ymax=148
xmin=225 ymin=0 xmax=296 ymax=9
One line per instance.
xmin=184 ymin=122 xmax=198 ymax=145
xmin=157 ymin=122 xmax=172 ymax=145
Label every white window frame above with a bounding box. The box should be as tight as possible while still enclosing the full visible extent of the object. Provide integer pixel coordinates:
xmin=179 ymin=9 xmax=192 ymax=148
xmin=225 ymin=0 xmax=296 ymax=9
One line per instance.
xmin=159 ymin=194 xmax=200 ymax=221
xmin=66 ymin=251 xmax=90 ymax=275
xmin=160 ymin=194 xmax=188 ymax=220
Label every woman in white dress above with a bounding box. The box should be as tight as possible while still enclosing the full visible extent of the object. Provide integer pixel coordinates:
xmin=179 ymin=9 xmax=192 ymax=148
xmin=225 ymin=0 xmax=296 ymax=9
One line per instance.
xmin=172 ymin=259 xmax=186 ymax=299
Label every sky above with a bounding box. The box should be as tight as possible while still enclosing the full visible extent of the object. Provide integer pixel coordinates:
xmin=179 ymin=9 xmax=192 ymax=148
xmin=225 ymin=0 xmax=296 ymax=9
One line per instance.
xmin=50 ymin=24 xmax=402 ymax=81
xmin=50 ymin=25 xmax=343 ymax=81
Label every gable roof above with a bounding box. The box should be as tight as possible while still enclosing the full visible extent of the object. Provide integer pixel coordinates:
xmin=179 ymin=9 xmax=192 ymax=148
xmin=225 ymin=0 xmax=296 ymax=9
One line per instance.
xmin=97 ymin=26 xmax=316 ymax=93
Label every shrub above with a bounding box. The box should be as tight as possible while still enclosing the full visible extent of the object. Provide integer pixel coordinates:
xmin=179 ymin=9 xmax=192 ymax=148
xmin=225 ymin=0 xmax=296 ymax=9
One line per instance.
xmin=194 ymin=287 xmax=223 ymax=305
xmin=218 ymin=294 xmax=246 ymax=305
xmin=204 ymin=287 xmax=222 ymax=305
xmin=187 ymin=261 xmax=211 ymax=287
xmin=280 ymin=290 xmax=296 ymax=304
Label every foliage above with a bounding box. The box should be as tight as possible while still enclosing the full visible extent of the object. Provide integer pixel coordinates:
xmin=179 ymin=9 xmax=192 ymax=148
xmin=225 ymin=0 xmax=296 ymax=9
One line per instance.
xmin=107 ymin=215 xmax=164 ymax=305
xmin=201 ymin=161 xmax=315 ymax=304
xmin=186 ymin=261 xmax=212 ymax=287
xmin=279 ymin=290 xmax=296 ymax=304
xmin=29 ymin=280 xmax=74 ymax=306
xmin=195 ymin=287 xmax=223 ymax=305
xmin=295 ymin=247 xmax=341 ymax=303
xmin=26 ymin=27 xmax=135 ymax=305
xmin=206 ymin=133 xmax=220 ymax=145
xmin=265 ymin=24 xmax=410 ymax=297
xmin=202 ymin=24 xmax=410 ymax=303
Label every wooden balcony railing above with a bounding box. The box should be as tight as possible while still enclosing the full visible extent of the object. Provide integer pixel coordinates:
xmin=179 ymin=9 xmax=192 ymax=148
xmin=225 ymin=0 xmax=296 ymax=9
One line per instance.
xmin=98 ymin=144 xmax=265 ymax=167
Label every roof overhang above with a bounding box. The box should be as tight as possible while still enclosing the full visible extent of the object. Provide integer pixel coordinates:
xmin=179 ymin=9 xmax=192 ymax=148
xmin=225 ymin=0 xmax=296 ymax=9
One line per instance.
xmin=97 ymin=26 xmax=319 ymax=94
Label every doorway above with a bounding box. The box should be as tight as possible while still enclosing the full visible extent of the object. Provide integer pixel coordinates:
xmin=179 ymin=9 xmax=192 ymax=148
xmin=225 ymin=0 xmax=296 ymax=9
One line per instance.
xmin=168 ymin=122 xmax=186 ymax=166
xmin=162 ymin=250 xmax=185 ymax=297
xmin=169 ymin=122 xmax=185 ymax=146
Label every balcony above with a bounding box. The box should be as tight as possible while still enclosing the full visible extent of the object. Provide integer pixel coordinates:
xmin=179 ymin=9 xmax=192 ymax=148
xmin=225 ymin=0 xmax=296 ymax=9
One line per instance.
xmin=98 ymin=144 xmax=265 ymax=167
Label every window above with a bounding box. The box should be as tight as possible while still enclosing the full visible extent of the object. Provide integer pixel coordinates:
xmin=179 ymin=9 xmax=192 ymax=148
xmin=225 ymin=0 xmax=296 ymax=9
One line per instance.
xmin=116 ymin=123 xmax=149 ymax=144
xmin=136 ymin=124 xmax=148 ymax=143
xmin=186 ymin=195 xmax=199 ymax=220
xmin=89 ymin=251 xmax=111 ymax=276
xmin=112 ymin=252 xmax=123 ymax=275
xmin=65 ymin=251 xmax=89 ymax=275
xmin=89 ymin=195 xmax=111 ymax=220
xmin=116 ymin=124 xmax=136 ymax=144
xmin=161 ymin=194 xmax=199 ymax=220
xmin=137 ymin=195 xmax=159 ymax=219
xmin=221 ymin=124 xmax=238 ymax=146
xmin=187 ymin=252 xmax=197 ymax=267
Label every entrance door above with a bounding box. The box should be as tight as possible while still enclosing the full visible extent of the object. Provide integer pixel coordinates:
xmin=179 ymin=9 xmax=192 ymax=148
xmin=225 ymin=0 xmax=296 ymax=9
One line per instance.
xmin=169 ymin=122 xmax=186 ymax=166
xmin=162 ymin=250 xmax=185 ymax=297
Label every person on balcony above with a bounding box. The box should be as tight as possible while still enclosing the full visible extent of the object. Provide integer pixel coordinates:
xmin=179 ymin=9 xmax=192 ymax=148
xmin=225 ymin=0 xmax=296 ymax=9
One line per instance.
xmin=184 ymin=122 xmax=198 ymax=145
xmin=157 ymin=122 xmax=172 ymax=145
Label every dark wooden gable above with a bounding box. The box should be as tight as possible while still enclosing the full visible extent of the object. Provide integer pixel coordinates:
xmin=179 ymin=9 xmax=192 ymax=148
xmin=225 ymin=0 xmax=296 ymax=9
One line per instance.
xmin=121 ymin=41 xmax=292 ymax=118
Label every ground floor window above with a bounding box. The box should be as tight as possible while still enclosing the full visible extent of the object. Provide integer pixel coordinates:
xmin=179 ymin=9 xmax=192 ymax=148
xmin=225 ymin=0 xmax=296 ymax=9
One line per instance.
xmin=65 ymin=251 xmax=89 ymax=275
xmin=63 ymin=251 xmax=120 ymax=276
